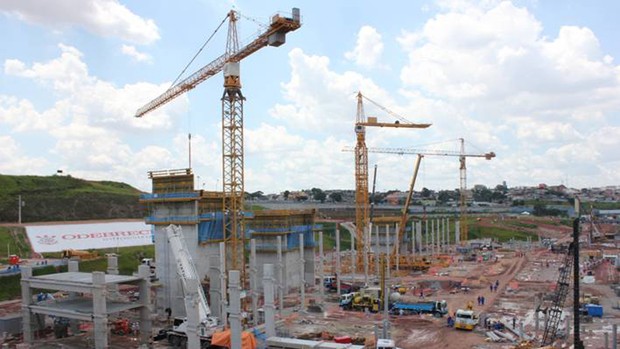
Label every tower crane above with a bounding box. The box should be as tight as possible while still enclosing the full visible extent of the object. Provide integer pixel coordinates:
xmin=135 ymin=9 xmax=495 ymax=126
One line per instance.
xmin=343 ymin=138 xmax=495 ymax=249
xmin=135 ymin=9 xmax=301 ymax=272
xmin=353 ymin=92 xmax=431 ymax=273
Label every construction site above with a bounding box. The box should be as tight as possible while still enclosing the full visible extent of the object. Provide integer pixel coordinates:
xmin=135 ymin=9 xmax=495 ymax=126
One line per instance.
xmin=2 ymin=6 xmax=620 ymax=349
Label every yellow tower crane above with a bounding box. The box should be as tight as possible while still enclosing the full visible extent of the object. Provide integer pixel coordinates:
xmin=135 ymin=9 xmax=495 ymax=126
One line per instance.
xmin=135 ymin=9 xmax=302 ymax=272
xmin=353 ymin=92 xmax=431 ymax=273
xmin=347 ymin=139 xmax=495 ymax=246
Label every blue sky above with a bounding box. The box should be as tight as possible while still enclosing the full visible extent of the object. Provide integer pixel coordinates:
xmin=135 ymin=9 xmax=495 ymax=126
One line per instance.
xmin=1 ymin=0 xmax=619 ymax=194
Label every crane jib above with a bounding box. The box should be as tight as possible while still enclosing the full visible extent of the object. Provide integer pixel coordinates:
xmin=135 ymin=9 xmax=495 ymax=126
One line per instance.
xmin=135 ymin=9 xmax=301 ymax=118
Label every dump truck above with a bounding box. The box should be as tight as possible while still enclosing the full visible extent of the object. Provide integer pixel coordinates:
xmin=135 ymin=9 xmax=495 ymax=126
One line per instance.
xmin=340 ymin=287 xmax=382 ymax=312
xmin=390 ymin=300 xmax=448 ymax=316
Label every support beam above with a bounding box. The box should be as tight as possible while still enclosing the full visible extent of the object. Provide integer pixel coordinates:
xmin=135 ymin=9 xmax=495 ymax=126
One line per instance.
xmin=229 ymin=270 xmax=242 ymax=349
xmin=263 ymin=264 xmax=276 ymax=338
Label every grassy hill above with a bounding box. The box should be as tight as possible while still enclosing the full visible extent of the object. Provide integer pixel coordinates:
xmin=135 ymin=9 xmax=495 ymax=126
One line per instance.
xmin=0 ymin=174 xmax=144 ymax=223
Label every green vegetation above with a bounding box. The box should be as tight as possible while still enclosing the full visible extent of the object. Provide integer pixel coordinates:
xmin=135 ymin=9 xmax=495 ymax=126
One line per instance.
xmin=316 ymin=222 xmax=353 ymax=251
xmin=0 ymin=174 xmax=144 ymax=222
xmin=468 ymin=224 xmax=537 ymax=242
xmin=504 ymin=221 xmax=538 ymax=229
xmin=0 ymin=245 xmax=154 ymax=301
xmin=0 ymin=226 xmax=31 ymax=258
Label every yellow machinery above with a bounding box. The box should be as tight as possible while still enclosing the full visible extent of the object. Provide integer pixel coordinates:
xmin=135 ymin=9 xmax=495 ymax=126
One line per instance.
xmin=135 ymin=8 xmax=302 ymax=274
xmin=61 ymin=249 xmax=98 ymax=260
xmin=353 ymin=92 xmax=431 ymax=273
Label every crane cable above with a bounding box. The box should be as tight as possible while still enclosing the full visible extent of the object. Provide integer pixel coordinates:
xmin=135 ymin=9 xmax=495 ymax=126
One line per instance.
xmin=169 ymin=13 xmax=231 ymax=89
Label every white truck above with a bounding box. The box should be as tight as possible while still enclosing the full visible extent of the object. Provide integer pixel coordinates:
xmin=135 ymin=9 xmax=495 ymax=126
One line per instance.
xmin=166 ymin=224 xmax=219 ymax=348
xmin=454 ymin=309 xmax=479 ymax=331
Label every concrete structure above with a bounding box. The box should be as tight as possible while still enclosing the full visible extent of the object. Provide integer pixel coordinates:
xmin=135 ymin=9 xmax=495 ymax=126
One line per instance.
xmin=141 ymin=169 xmax=316 ymax=318
xmin=21 ymin=262 xmax=152 ymax=349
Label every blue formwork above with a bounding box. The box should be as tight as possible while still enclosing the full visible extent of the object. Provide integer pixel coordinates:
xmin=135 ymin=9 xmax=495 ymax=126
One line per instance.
xmin=585 ymin=304 xmax=603 ymax=318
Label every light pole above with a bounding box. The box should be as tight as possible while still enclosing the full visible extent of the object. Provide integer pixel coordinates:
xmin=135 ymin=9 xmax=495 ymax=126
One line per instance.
xmin=18 ymin=195 xmax=25 ymax=224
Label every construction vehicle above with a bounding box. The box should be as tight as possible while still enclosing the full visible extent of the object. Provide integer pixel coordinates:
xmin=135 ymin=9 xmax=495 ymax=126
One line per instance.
xmin=454 ymin=309 xmax=479 ymax=330
xmin=376 ymin=339 xmax=401 ymax=349
xmin=136 ymin=7 xmax=302 ymax=277
xmin=61 ymin=249 xmax=98 ymax=260
xmin=266 ymin=337 xmax=364 ymax=349
xmin=165 ymin=224 xmax=219 ymax=347
xmin=111 ymin=318 xmax=131 ymax=336
xmin=340 ymin=287 xmax=382 ymax=312
xmin=390 ymin=300 xmax=448 ymax=317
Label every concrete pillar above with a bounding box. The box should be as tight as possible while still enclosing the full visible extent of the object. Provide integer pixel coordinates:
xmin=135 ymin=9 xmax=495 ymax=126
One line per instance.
xmin=263 ymin=264 xmax=276 ymax=338
xmin=336 ymin=226 xmax=341 ymax=295
xmin=20 ymin=266 xmax=33 ymax=344
xmin=565 ymin=314 xmax=570 ymax=341
xmin=411 ymin=222 xmax=415 ymax=256
xmin=319 ymin=231 xmax=324 ymax=304
xmin=431 ymin=219 xmax=435 ymax=256
xmin=520 ymin=321 xmax=524 ymax=340
xmin=209 ymin=253 xmax=221 ymax=318
xmin=219 ymin=242 xmax=228 ymax=327
xmin=416 ymin=222 xmax=422 ymax=255
xmin=447 ymin=219 xmax=450 ymax=249
xmin=385 ymin=225 xmax=390 ymax=279
xmin=68 ymin=260 xmax=80 ymax=336
xmin=106 ymin=254 xmax=119 ymax=275
xmin=92 ymin=271 xmax=109 ymax=349
xmin=250 ymin=239 xmax=258 ymax=326
xmin=229 ymin=270 xmax=242 ymax=349
xmin=184 ymin=277 xmax=201 ymax=349
xmin=612 ymin=324 xmax=617 ymax=349
xmin=374 ymin=223 xmax=380 ymax=276
xmin=138 ymin=264 xmax=152 ymax=346
xmin=364 ymin=225 xmax=369 ymax=285
xmin=299 ymin=233 xmax=305 ymax=311
xmin=455 ymin=221 xmax=460 ymax=245
xmin=277 ymin=235 xmax=284 ymax=317
xmin=395 ymin=223 xmax=400 ymax=272
xmin=605 ymin=332 xmax=609 ymax=349
xmin=425 ymin=220 xmax=429 ymax=256
xmin=350 ymin=228 xmax=356 ymax=274
xmin=534 ymin=311 xmax=539 ymax=338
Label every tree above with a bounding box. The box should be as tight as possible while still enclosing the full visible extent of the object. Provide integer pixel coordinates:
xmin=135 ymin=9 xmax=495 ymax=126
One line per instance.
xmin=314 ymin=191 xmax=327 ymax=203
xmin=329 ymin=192 xmax=343 ymax=202
xmin=283 ymin=190 xmax=290 ymax=200
xmin=421 ymin=187 xmax=431 ymax=198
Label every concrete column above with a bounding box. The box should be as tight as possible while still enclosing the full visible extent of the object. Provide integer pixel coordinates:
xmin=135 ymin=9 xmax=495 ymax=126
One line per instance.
xmin=446 ymin=219 xmax=450 ymax=250
xmin=299 ymin=233 xmax=305 ymax=312
xmin=374 ymin=223 xmax=380 ymax=276
xmin=455 ymin=221 xmax=460 ymax=245
xmin=184 ymin=277 xmax=201 ymax=349
xmin=263 ymin=264 xmax=276 ymax=338
xmin=68 ymin=260 xmax=80 ymax=336
xmin=534 ymin=311 xmax=539 ymax=338
xmin=20 ymin=266 xmax=33 ymax=344
xmin=565 ymin=314 xmax=570 ymax=341
xmin=319 ymin=231 xmax=324 ymax=304
xmin=431 ymin=219 xmax=435 ymax=256
xmin=250 ymin=239 xmax=258 ymax=326
xmin=138 ymin=264 xmax=152 ymax=346
xmin=350 ymin=228 xmax=356 ymax=274
xmin=106 ymin=254 xmax=119 ymax=275
xmin=425 ymin=220 xmax=429 ymax=256
xmin=411 ymin=222 xmax=415 ymax=256
xmin=416 ymin=222 xmax=422 ymax=255
xmin=209 ymin=253 xmax=221 ymax=318
xmin=364 ymin=226 xmax=369 ymax=285
xmin=92 ymin=271 xmax=109 ymax=349
xmin=442 ymin=218 xmax=446 ymax=253
xmin=612 ymin=324 xmax=617 ymax=349
xmin=219 ymin=242 xmax=228 ymax=327
xmin=336 ymin=226 xmax=341 ymax=295
xmin=395 ymin=223 xmax=400 ymax=272
xmin=277 ymin=235 xmax=284 ymax=317
xmin=229 ymin=270 xmax=242 ymax=349
xmin=385 ymin=225 xmax=390 ymax=279
xmin=605 ymin=332 xmax=609 ymax=349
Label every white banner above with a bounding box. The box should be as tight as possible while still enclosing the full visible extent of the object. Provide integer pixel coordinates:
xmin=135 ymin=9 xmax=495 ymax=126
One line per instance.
xmin=26 ymin=221 xmax=153 ymax=253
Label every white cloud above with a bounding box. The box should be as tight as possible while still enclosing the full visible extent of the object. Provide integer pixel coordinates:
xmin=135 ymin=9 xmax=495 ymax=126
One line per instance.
xmin=0 ymin=136 xmax=49 ymax=173
xmin=0 ymin=0 xmax=159 ymax=44
xmin=345 ymin=26 xmax=385 ymax=69
xmin=121 ymin=44 xmax=152 ymax=63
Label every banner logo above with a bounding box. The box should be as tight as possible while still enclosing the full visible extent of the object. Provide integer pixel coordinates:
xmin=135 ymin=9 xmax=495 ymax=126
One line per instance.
xmin=36 ymin=235 xmax=58 ymax=245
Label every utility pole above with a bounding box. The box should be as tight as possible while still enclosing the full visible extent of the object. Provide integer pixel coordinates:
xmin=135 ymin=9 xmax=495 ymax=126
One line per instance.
xmin=18 ymin=195 xmax=25 ymax=224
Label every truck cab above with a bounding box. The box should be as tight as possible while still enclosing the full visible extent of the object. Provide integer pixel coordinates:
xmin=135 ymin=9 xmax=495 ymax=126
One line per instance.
xmin=377 ymin=339 xmax=401 ymax=349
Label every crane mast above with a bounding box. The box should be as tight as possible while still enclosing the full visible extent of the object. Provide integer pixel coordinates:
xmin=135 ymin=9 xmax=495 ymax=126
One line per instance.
xmin=353 ymin=92 xmax=431 ymax=273
xmin=343 ymin=139 xmax=495 ymax=256
xmin=135 ymin=9 xmax=302 ymax=274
